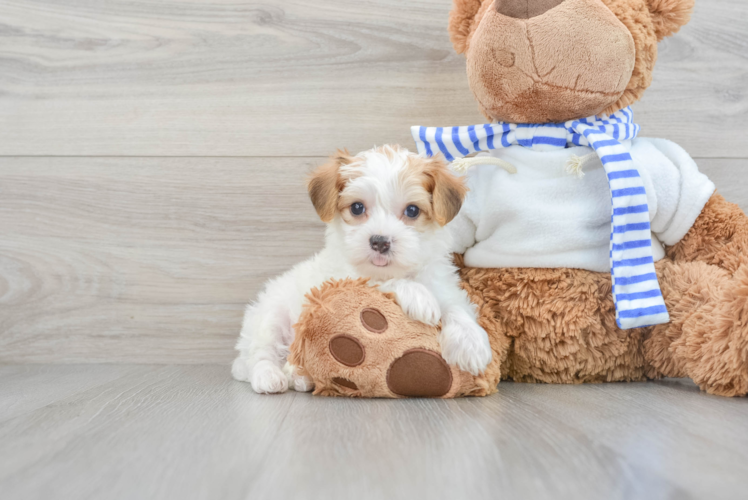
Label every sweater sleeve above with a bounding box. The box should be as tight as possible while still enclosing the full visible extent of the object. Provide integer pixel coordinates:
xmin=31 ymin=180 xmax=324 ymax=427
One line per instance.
xmin=633 ymin=138 xmax=716 ymax=246
xmin=447 ymin=208 xmax=477 ymax=254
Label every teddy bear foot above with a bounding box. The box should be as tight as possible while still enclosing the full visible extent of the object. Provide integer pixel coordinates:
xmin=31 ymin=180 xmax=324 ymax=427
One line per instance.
xmin=653 ymin=260 xmax=748 ymax=397
xmin=690 ymin=265 xmax=748 ymax=397
xmin=289 ymin=279 xmax=499 ymax=398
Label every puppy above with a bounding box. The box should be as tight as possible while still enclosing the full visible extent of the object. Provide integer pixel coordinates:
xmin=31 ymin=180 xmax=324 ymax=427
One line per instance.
xmin=232 ymin=145 xmax=492 ymax=394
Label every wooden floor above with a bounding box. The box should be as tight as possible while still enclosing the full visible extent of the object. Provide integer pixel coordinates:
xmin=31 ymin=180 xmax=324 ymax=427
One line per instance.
xmin=2 ymin=1 xmax=748 ymax=499
xmin=0 ymin=364 xmax=746 ymax=500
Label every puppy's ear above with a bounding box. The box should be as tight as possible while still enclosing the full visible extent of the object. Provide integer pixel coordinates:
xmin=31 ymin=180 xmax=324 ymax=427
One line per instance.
xmin=647 ymin=0 xmax=694 ymax=41
xmin=307 ymin=149 xmax=353 ymax=222
xmin=423 ymin=155 xmax=468 ymax=226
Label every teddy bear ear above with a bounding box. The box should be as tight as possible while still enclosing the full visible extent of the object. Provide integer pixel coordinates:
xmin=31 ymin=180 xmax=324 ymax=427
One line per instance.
xmin=648 ymin=0 xmax=695 ymax=41
xmin=449 ymin=0 xmax=489 ymax=54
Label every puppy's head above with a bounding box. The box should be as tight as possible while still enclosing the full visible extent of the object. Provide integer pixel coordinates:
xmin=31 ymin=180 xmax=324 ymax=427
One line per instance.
xmin=308 ymin=145 xmax=467 ymax=279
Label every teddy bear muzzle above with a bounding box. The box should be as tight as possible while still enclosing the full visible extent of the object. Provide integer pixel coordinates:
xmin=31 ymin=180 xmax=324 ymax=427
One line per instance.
xmin=466 ymin=0 xmax=636 ymax=123
xmin=495 ymin=0 xmax=566 ymax=19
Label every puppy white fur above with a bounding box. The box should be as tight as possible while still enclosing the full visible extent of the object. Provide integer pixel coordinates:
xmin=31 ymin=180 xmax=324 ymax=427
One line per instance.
xmin=232 ymin=145 xmax=492 ymax=394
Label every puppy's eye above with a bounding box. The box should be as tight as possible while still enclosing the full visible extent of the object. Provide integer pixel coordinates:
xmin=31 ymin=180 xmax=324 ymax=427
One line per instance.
xmin=404 ymin=205 xmax=420 ymax=219
xmin=350 ymin=202 xmax=366 ymax=216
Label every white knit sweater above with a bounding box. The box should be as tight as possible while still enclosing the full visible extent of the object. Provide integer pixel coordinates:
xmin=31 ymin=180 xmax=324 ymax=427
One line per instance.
xmin=449 ymin=138 xmax=715 ymax=273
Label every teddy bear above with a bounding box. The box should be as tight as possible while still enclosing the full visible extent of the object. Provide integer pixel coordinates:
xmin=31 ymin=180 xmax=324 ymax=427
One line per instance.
xmin=289 ymin=0 xmax=748 ymax=398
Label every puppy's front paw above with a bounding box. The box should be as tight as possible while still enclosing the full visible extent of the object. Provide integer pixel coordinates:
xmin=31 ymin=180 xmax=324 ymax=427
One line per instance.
xmin=439 ymin=313 xmax=492 ymax=376
xmin=249 ymin=360 xmax=289 ymax=394
xmin=393 ymin=282 xmax=441 ymax=326
xmin=283 ymin=362 xmax=315 ymax=392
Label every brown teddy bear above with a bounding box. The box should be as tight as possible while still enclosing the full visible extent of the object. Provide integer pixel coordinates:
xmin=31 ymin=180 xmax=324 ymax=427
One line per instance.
xmin=290 ymin=0 xmax=748 ymax=398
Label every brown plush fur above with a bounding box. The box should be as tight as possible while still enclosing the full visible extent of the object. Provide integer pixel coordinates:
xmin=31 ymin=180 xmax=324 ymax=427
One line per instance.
xmin=648 ymin=0 xmax=695 ymax=40
xmin=666 ymin=193 xmax=748 ymax=275
xmin=450 ymin=0 xmax=694 ymax=122
xmin=293 ymin=193 xmax=748 ymax=397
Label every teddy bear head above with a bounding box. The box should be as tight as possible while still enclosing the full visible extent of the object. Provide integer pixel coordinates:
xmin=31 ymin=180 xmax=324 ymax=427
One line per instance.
xmin=449 ymin=0 xmax=694 ymax=123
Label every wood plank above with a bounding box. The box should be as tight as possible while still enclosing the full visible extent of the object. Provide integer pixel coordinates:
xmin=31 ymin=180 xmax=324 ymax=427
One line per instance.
xmin=637 ymin=0 xmax=748 ymax=156
xmin=503 ymin=380 xmax=748 ymax=498
xmin=0 ymin=157 xmax=325 ymax=363
xmin=698 ymin=157 xmax=748 ymax=205
xmin=0 ymin=0 xmax=746 ymax=157
xmin=0 ymin=365 xmax=746 ymax=500
xmin=0 ymin=364 xmax=145 ymax=423
xmin=0 ymin=365 xmax=297 ymax=499
xmin=1 ymin=157 xmax=746 ymax=364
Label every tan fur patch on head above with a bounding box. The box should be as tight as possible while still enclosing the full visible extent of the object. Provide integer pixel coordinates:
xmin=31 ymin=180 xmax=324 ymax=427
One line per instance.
xmin=396 ymin=165 xmax=436 ymax=229
xmin=307 ymin=149 xmax=355 ymax=222
xmin=315 ymin=146 xmax=466 ymax=229
xmin=418 ymin=155 xmax=468 ymax=226
xmin=373 ymin=144 xmax=409 ymax=161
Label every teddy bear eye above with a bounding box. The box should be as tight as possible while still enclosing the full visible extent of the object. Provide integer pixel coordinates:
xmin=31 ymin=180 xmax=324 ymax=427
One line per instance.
xmin=405 ymin=205 xmax=420 ymax=219
xmin=350 ymin=202 xmax=365 ymax=216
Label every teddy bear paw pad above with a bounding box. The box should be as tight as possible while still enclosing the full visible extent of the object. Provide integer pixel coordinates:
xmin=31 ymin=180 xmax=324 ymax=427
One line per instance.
xmin=386 ymin=349 xmax=453 ymax=397
xmin=329 ymin=335 xmax=365 ymax=367
xmin=360 ymin=308 xmax=388 ymax=333
xmin=331 ymin=377 xmax=359 ymax=390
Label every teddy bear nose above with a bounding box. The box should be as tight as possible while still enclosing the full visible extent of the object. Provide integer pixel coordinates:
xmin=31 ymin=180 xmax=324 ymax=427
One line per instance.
xmin=495 ymin=0 xmax=566 ymax=19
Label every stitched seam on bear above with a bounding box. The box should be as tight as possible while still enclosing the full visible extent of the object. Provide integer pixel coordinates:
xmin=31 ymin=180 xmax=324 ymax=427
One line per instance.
xmin=483 ymin=22 xmax=624 ymax=98
xmin=525 ymin=23 xmax=542 ymax=80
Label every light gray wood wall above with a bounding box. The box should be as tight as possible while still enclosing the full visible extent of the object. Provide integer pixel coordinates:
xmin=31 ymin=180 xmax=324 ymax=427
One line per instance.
xmin=1 ymin=0 xmax=747 ymax=363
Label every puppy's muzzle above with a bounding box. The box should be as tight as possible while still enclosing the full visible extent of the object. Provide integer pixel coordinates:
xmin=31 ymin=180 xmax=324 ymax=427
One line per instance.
xmin=369 ymin=235 xmax=391 ymax=254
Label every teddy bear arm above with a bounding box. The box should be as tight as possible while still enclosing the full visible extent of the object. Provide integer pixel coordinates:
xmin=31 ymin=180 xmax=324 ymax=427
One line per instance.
xmin=666 ymin=192 xmax=748 ymax=275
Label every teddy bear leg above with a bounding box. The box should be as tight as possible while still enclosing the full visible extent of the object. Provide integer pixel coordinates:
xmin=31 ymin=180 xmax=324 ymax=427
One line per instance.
xmin=645 ymin=259 xmax=748 ymax=396
xmin=290 ymin=278 xmax=496 ymax=398
xmin=459 ymin=259 xmax=652 ymax=385
xmin=667 ymin=192 xmax=748 ymax=274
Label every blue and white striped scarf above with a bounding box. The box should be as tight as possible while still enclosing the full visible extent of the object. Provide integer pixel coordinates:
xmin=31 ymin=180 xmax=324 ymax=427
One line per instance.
xmin=411 ymin=107 xmax=669 ymax=330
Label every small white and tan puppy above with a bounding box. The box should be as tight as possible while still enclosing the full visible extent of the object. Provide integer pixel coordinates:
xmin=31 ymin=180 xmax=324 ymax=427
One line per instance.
xmin=232 ymin=145 xmax=492 ymax=394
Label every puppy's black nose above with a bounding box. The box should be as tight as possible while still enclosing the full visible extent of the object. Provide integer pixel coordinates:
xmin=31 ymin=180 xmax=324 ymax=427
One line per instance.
xmin=369 ymin=235 xmax=391 ymax=254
